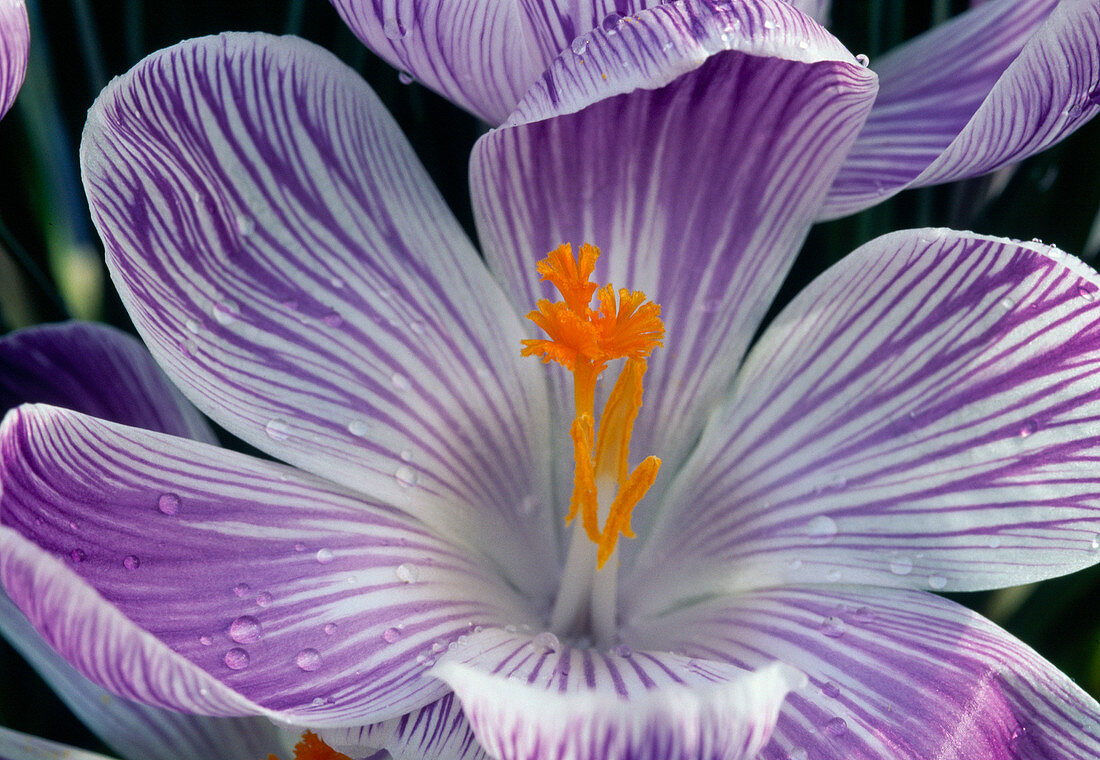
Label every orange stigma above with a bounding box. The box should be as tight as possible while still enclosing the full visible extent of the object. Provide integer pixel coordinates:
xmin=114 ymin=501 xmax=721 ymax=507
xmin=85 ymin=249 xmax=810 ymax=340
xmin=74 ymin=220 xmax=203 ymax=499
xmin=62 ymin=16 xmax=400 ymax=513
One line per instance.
xmin=266 ymin=731 xmax=351 ymax=760
xmin=522 ymin=243 xmax=663 ymax=568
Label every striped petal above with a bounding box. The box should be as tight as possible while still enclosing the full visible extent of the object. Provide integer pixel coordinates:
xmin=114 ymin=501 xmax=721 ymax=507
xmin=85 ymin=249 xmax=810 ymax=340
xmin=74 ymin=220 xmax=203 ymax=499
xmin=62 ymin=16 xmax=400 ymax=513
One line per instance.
xmin=0 ymin=405 xmax=536 ymax=726
xmin=0 ymin=322 xmax=214 ymax=444
xmin=0 ymin=727 xmax=116 ymax=760
xmin=472 ymin=0 xmax=877 ymax=480
xmin=631 ymin=230 xmax=1100 ymax=606
xmin=822 ymin=0 xmax=1100 ymax=218
xmin=80 ymin=33 xmax=556 ymax=589
xmin=320 ymin=694 xmax=485 ymax=760
xmin=630 ymin=587 xmax=1100 ymax=760
xmin=430 ymin=628 xmax=804 ymax=760
xmin=0 ymin=592 xmax=286 ymax=760
xmin=0 ymin=0 xmax=28 ymax=120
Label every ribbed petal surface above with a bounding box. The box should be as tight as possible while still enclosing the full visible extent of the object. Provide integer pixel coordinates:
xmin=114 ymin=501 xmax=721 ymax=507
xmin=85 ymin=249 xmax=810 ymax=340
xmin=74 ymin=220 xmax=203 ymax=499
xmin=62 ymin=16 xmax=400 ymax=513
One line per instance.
xmin=0 ymin=406 xmax=534 ymax=726
xmin=80 ymin=33 xmax=556 ymax=592
xmin=0 ymin=322 xmax=215 ymax=444
xmin=822 ymin=0 xmax=1100 ymax=218
xmin=473 ymin=0 xmax=876 ymax=483
xmin=631 ymin=230 xmax=1100 ymax=607
xmin=0 ymin=0 xmax=28 ymax=120
xmin=630 ymin=587 xmax=1100 ymax=760
xmin=431 ymin=628 xmax=804 ymax=760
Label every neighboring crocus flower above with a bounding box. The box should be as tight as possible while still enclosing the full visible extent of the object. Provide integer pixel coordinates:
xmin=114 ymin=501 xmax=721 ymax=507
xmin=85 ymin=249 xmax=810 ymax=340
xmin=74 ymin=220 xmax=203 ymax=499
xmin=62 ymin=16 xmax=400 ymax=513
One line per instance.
xmin=329 ymin=0 xmax=1100 ymax=218
xmin=1 ymin=4 xmax=1099 ymax=760
xmin=0 ymin=323 xmax=290 ymax=760
xmin=0 ymin=0 xmax=28 ymax=121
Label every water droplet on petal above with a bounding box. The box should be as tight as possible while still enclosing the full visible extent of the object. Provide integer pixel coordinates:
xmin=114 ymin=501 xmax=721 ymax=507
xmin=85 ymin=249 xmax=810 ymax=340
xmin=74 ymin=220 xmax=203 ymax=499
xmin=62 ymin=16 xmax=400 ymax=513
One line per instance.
xmin=315 ymin=548 xmax=335 ymax=564
xmin=613 ymin=643 xmax=633 ymax=658
xmin=229 ymin=615 xmax=262 ymax=644
xmin=889 ymin=556 xmax=913 ymax=576
xmin=265 ymin=418 xmax=290 ymax=441
xmin=763 ymin=18 xmax=776 ymax=29
xmin=855 ymin=53 xmax=869 ymax=67
xmin=199 ymin=635 xmax=213 ymax=646
xmin=397 ymin=70 xmax=415 ymax=85
xmin=825 ymin=716 xmax=848 ymax=736
xmin=807 ymin=515 xmax=838 ymax=543
xmin=311 ymin=696 xmax=325 ymax=707
xmin=391 ymin=373 xmax=411 ymax=392
xmin=184 ymin=318 xmax=201 ymax=334
xmin=988 ymin=536 xmax=1002 ymax=549
xmin=233 ymin=582 xmax=250 ymax=598
xmin=324 ymin=622 xmax=338 ymax=635
xmin=395 ymin=563 xmax=420 ymax=583
xmin=347 ymin=420 xmax=370 ymax=437
xmin=530 ymin=631 xmax=561 ymax=654
xmin=69 ymin=548 xmax=86 ymax=563
xmin=1078 ymin=282 xmax=1096 ymax=302
xmin=821 ymin=681 xmax=840 ymax=698
xmin=1090 ymin=533 xmax=1100 ymax=551
xmin=601 ymin=11 xmax=624 ymax=31
xmin=826 ymin=568 xmax=842 ymax=583
xmin=852 ymin=606 xmax=875 ymax=624
xmin=224 ymin=647 xmax=250 ymax=670
xmin=323 ymin=310 xmax=343 ymax=327
xmin=122 ymin=555 xmax=140 ymax=570
xmin=383 ymin=16 xmax=407 ymax=39
xmin=255 ymin=591 xmax=273 ymax=608
xmin=394 ymin=465 xmax=418 ymax=488
xmin=383 ymin=627 xmax=402 ymax=643
xmin=235 ymin=215 xmax=255 ymax=236
xmin=1018 ymin=419 xmax=1039 ymax=438
xmin=570 ymin=34 xmax=589 ymax=55
xmin=212 ymin=299 xmax=240 ymax=326
xmin=296 ymin=648 xmax=322 ymax=671
xmin=157 ymin=493 xmax=181 ymax=515
xmin=928 ymin=574 xmax=948 ymax=590
xmin=819 ymin=615 xmax=846 ymax=638
xmin=788 ymin=750 xmax=808 ymax=760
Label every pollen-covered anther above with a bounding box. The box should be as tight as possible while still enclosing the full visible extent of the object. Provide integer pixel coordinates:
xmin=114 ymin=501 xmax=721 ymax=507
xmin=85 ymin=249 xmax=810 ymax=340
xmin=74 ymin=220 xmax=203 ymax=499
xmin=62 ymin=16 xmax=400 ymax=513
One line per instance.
xmin=266 ymin=731 xmax=351 ymax=760
xmin=522 ymin=243 xmax=664 ymax=569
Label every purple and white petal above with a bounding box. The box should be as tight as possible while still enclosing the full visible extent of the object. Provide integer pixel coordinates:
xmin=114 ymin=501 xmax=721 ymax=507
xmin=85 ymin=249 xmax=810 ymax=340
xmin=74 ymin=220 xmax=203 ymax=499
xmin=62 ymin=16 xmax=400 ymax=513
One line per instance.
xmin=0 ymin=726 xmax=117 ymax=760
xmin=822 ymin=0 xmax=1099 ymax=218
xmin=629 ymin=586 xmax=1100 ymax=760
xmin=631 ymin=230 xmax=1100 ymax=602
xmin=428 ymin=628 xmax=803 ymax=760
xmin=80 ymin=33 xmax=557 ymax=588
xmin=0 ymin=322 xmax=215 ymax=444
xmin=473 ymin=0 xmax=876 ymax=478
xmin=0 ymin=0 xmax=28 ymax=121
xmin=0 ymin=405 xmax=537 ymax=726
xmin=321 ymin=694 xmax=485 ymax=760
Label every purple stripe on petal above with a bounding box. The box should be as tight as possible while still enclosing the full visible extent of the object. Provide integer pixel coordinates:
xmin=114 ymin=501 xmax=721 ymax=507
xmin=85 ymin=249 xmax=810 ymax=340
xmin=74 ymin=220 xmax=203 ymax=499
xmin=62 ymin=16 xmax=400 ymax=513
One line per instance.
xmin=630 ymin=587 xmax=1100 ymax=760
xmin=473 ymin=0 xmax=876 ymax=486
xmin=0 ymin=0 xmax=28 ymax=121
xmin=632 ymin=231 xmax=1100 ymax=604
xmin=0 ymin=405 xmax=536 ymax=726
xmin=0 ymin=322 xmax=215 ymax=444
xmin=80 ymin=33 xmax=558 ymax=592
xmin=823 ymin=0 xmax=1099 ymax=218
xmin=430 ymin=627 xmax=804 ymax=760
xmin=321 ymin=693 xmax=486 ymax=760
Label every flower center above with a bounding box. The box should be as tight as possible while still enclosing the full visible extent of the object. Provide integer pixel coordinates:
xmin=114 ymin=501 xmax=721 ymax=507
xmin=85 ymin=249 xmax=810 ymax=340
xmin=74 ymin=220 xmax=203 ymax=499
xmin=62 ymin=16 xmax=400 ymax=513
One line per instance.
xmin=522 ymin=243 xmax=663 ymax=643
xmin=267 ymin=731 xmax=350 ymax=760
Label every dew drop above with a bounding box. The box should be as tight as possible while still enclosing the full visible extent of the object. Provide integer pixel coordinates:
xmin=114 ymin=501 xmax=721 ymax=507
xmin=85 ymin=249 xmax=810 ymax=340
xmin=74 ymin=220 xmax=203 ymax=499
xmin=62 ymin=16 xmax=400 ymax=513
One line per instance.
xmin=395 ymin=562 xmax=420 ymax=583
xmin=819 ymin=615 xmax=846 ymax=638
xmin=1018 ymin=419 xmax=1039 ymax=438
xmin=394 ymin=465 xmax=418 ymax=488
xmin=391 ymin=373 xmax=412 ymax=392
xmin=229 ymin=615 xmax=262 ymax=644
xmin=1000 ymin=297 xmax=1016 ymax=310
xmin=1078 ymin=283 xmax=1096 ymax=302
xmin=347 ymin=420 xmax=370 ymax=437
xmin=199 ymin=635 xmax=213 ymax=646
xmin=889 ymin=556 xmax=913 ymax=576
xmin=233 ymin=582 xmax=251 ymax=598
xmin=431 ymin=640 xmax=446 ymax=653
xmin=988 ymin=536 xmax=1002 ymax=549
xmin=601 ymin=11 xmax=625 ymax=31
xmin=397 ymin=70 xmax=415 ymax=85
xmin=382 ymin=16 xmax=407 ymax=39
xmin=821 ymin=681 xmax=840 ymax=698
xmin=383 ymin=627 xmax=402 ymax=643
xmin=928 ymin=574 xmax=948 ymax=590
xmin=825 ymin=716 xmax=848 ymax=736
xmin=807 ymin=515 xmax=838 ymax=543
xmin=255 ymin=591 xmax=273 ymax=608
xmin=293 ymin=542 xmax=306 ymax=552
xmin=184 ymin=318 xmax=201 ymax=334
xmin=296 ymin=648 xmax=323 ymax=672
xmin=797 ymin=39 xmax=809 ymax=50
xmin=788 ymin=750 xmax=808 ymax=760
xmin=852 ymin=606 xmax=875 ymax=624
xmin=788 ymin=559 xmax=803 ymax=571
xmin=265 ymin=418 xmax=290 ymax=441
xmin=570 ymin=34 xmax=589 ymax=55
xmin=613 ymin=643 xmax=633 ymax=658
xmin=224 ymin=647 xmax=250 ymax=670
xmin=826 ymin=568 xmax=842 ymax=583
xmin=530 ymin=631 xmax=561 ymax=654
xmin=311 ymin=697 xmax=325 ymax=707
xmin=324 ymin=622 xmax=338 ymax=636
xmin=235 ymin=215 xmax=255 ymax=236
xmin=212 ymin=299 xmax=240 ymax=326
xmin=69 ymin=548 xmax=86 ymax=563
xmin=123 ymin=555 xmax=140 ymax=570
xmin=1090 ymin=533 xmax=1099 ymax=551
xmin=855 ymin=53 xmax=869 ymax=67
xmin=315 ymin=548 xmax=335 ymax=564
xmin=763 ymin=18 xmax=776 ymax=29
xmin=157 ymin=492 xmax=181 ymax=515
xmin=323 ymin=311 xmax=343 ymax=328
xmin=399 ymin=448 xmax=414 ymax=462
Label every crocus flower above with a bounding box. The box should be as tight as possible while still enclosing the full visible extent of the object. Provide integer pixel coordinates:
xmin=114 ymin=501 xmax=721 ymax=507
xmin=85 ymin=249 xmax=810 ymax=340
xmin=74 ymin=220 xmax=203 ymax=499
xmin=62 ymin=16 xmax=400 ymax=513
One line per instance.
xmin=1 ymin=3 xmax=1100 ymax=760
xmin=0 ymin=0 xmax=28 ymax=121
xmin=330 ymin=0 xmax=1100 ymax=218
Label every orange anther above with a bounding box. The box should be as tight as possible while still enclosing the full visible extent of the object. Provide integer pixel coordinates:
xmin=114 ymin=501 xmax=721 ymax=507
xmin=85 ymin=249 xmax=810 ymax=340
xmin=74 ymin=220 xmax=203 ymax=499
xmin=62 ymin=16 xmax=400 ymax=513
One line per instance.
xmin=266 ymin=731 xmax=351 ymax=760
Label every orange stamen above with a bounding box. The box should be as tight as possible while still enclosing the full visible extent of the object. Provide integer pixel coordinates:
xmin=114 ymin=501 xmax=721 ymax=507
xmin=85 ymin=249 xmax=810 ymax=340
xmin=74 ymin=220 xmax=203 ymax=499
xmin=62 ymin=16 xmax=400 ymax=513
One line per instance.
xmin=521 ymin=243 xmax=664 ymax=568
xmin=266 ymin=731 xmax=351 ymax=760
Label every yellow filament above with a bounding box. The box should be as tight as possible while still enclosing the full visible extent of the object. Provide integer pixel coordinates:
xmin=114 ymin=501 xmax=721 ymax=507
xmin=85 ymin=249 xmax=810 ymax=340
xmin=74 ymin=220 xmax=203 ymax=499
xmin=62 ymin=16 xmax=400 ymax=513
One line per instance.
xmin=521 ymin=243 xmax=664 ymax=568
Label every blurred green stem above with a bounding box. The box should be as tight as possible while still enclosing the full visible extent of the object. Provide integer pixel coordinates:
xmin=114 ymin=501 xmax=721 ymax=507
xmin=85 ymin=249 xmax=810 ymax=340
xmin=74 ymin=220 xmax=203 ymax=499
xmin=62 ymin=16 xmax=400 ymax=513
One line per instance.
xmin=69 ymin=0 xmax=108 ymax=94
